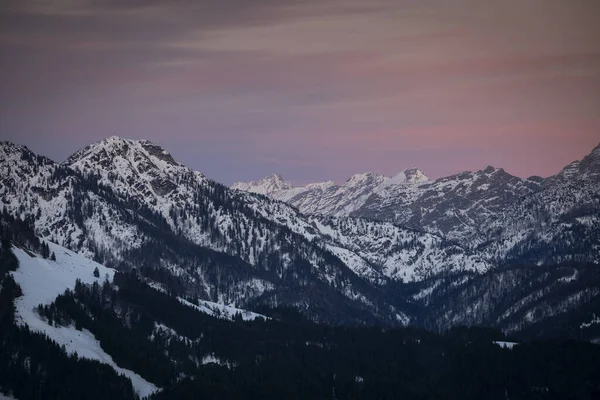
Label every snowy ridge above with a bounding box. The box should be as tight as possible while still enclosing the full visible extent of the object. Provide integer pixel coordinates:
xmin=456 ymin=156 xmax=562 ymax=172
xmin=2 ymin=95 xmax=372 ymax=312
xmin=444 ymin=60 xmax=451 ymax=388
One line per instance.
xmin=233 ymin=171 xmax=392 ymax=216
xmin=2 ymin=137 xmax=599 ymax=328
xmin=10 ymin=241 xmax=158 ymax=398
xmin=231 ymin=174 xmax=293 ymax=195
xmin=177 ymin=297 xmax=267 ymax=322
xmin=379 ymin=168 xmax=429 ymax=187
xmin=357 ymin=166 xmax=542 ymax=245
xmin=235 ymin=148 xmax=600 ymax=269
xmin=580 ymin=314 xmax=600 ymax=329
xmin=3 ymin=138 xmax=413 ymax=322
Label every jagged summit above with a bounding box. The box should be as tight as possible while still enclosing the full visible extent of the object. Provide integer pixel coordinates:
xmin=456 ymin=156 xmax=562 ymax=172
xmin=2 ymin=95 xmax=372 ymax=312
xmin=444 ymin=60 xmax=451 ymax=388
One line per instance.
xmin=231 ymin=173 xmax=294 ymax=195
xmin=0 ymin=141 xmax=51 ymax=163
xmin=63 ymin=136 xmax=206 ymax=200
xmin=579 ymin=142 xmax=600 ymax=176
xmin=1 ymin=137 xmax=599 ymax=335
xmin=385 ymin=168 xmax=429 ymax=186
xmin=346 ymin=171 xmax=386 ymax=182
xmin=481 ymin=166 xmax=505 ymax=175
xmin=0 ymin=141 xmax=57 ymax=186
xmin=546 ymin=142 xmax=600 ymax=183
xmin=344 ymin=172 xmax=388 ymax=189
xmin=65 ymin=136 xmax=178 ymax=168
xmin=0 ymin=140 xmax=25 ymax=151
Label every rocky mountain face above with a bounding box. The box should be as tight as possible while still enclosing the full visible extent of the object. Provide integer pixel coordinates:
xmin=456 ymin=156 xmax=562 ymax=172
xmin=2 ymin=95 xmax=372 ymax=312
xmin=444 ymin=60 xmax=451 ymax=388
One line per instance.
xmin=233 ymin=166 xmax=542 ymax=246
xmin=235 ymin=145 xmax=600 ymax=268
xmin=477 ymin=144 xmax=600 ymax=266
xmin=1 ymin=137 xmax=599 ymax=332
xmin=1 ymin=137 xmax=494 ymax=326
xmin=230 ymin=174 xmax=293 ymax=195
xmin=356 ymin=167 xmax=541 ymax=244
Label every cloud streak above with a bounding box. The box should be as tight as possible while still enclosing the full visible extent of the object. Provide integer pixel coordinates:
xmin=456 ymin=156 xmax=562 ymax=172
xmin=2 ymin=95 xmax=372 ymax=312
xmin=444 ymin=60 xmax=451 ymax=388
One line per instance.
xmin=1 ymin=0 xmax=599 ymax=184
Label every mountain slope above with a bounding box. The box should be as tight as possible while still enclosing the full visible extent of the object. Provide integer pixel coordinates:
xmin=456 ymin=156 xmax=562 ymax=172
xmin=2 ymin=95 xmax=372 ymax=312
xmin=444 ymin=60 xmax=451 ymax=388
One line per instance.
xmin=3 ymin=138 xmax=487 ymax=325
xmin=355 ymin=167 xmax=541 ymax=246
xmin=231 ymin=174 xmax=293 ymax=195
xmin=2 ymin=138 xmax=598 ymax=330
xmin=478 ymin=144 xmax=600 ymax=266
xmin=3 ymin=213 xmax=600 ymax=399
xmin=234 ymin=171 xmax=396 ymax=216
xmin=233 ymin=144 xmax=600 ymax=269
xmin=232 ymin=165 xmax=542 ymax=246
xmin=10 ymin=241 xmax=158 ymax=397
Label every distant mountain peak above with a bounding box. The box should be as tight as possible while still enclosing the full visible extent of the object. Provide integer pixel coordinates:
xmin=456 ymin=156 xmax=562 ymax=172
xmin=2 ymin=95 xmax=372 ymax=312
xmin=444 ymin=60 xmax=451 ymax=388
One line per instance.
xmin=584 ymin=142 xmax=600 ymax=162
xmin=66 ymin=136 xmax=177 ymax=167
xmin=385 ymin=168 xmax=429 ymax=186
xmin=577 ymin=142 xmax=600 ymax=177
xmin=266 ymin=173 xmax=288 ymax=182
xmin=63 ymin=136 xmax=196 ymax=199
xmin=231 ymin=173 xmax=294 ymax=195
xmin=346 ymin=172 xmax=387 ymax=184
xmin=482 ymin=166 xmax=505 ymax=175
xmin=0 ymin=141 xmax=55 ymax=172
xmin=549 ymin=143 xmax=600 ymax=182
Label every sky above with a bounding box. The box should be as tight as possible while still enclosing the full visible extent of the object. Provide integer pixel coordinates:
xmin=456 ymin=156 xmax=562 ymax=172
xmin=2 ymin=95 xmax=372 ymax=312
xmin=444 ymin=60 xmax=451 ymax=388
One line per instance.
xmin=1 ymin=0 xmax=599 ymax=185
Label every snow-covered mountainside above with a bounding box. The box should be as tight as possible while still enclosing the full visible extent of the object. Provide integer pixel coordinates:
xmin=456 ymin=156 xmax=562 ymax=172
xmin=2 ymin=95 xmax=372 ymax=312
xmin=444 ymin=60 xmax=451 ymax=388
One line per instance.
xmin=233 ymin=145 xmax=600 ymax=268
xmin=312 ymin=216 xmax=489 ymax=282
xmin=237 ymin=166 xmax=539 ymax=246
xmin=478 ymin=144 xmax=600 ymax=266
xmin=231 ymin=174 xmax=293 ymax=195
xmin=356 ymin=166 xmax=541 ymax=245
xmin=10 ymin=240 xmax=158 ymax=398
xmin=1 ymin=139 xmax=384 ymax=324
xmin=1 ymin=138 xmax=494 ymax=326
xmin=234 ymin=171 xmax=395 ymax=216
xmin=2 ymin=137 xmax=598 ymax=330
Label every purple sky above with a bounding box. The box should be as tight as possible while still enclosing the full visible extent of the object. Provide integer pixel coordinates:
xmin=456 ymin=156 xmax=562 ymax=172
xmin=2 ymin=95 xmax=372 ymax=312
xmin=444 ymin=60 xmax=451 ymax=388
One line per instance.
xmin=1 ymin=0 xmax=599 ymax=185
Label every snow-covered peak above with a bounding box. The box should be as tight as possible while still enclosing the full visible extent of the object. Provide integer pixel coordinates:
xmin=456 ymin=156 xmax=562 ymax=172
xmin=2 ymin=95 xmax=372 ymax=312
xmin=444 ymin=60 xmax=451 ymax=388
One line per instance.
xmin=385 ymin=168 xmax=429 ymax=186
xmin=556 ymin=161 xmax=581 ymax=180
xmin=547 ymin=143 xmax=600 ymax=183
xmin=303 ymin=180 xmax=337 ymax=191
xmin=345 ymin=172 xmax=388 ymax=188
xmin=481 ymin=166 xmax=505 ymax=175
xmin=64 ymin=136 xmax=206 ymax=198
xmin=231 ymin=173 xmax=293 ymax=195
xmin=0 ymin=141 xmax=52 ymax=166
xmin=0 ymin=141 xmax=27 ymax=158
xmin=0 ymin=141 xmax=57 ymax=187
xmin=579 ymin=142 xmax=600 ymax=177
xmin=66 ymin=136 xmax=178 ymax=168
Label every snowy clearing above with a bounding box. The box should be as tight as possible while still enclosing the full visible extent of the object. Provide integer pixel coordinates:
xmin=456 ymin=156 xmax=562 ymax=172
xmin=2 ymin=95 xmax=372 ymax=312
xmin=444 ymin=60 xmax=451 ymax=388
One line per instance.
xmin=10 ymin=242 xmax=158 ymax=398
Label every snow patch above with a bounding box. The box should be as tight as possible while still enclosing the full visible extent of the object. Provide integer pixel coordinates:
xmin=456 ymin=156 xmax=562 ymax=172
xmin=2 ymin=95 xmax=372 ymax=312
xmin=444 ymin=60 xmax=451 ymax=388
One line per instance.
xmin=10 ymin=242 xmax=158 ymax=398
xmin=580 ymin=314 xmax=600 ymax=329
xmin=178 ymin=297 xmax=267 ymax=322
xmin=201 ymin=354 xmax=237 ymax=368
xmin=493 ymin=341 xmax=518 ymax=349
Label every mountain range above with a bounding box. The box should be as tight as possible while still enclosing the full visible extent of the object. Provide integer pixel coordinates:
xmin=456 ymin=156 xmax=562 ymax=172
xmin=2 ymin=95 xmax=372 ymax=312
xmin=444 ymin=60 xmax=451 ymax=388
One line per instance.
xmin=233 ymin=144 xmax=600 ymax=266
xmin=1 ymin=137 xmax=599 ymax=334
